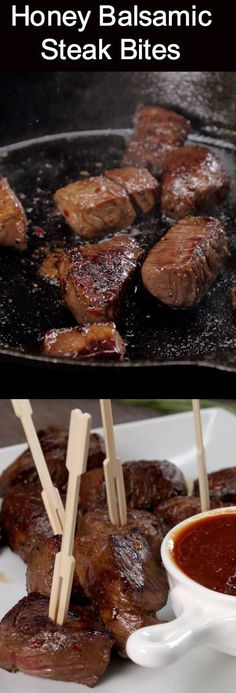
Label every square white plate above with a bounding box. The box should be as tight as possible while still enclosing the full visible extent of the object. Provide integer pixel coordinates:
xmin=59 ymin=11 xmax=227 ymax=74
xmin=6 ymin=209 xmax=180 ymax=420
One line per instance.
xmin=1 ymin=407 xmax=236 ymax=692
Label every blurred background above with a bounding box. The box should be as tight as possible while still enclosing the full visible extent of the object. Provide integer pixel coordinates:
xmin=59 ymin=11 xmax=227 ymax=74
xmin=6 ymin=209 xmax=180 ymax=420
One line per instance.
xmin=1 ymin=399 xmax=235 ymax=446
xmin=1 ymin=72 xmax=236 ymax=146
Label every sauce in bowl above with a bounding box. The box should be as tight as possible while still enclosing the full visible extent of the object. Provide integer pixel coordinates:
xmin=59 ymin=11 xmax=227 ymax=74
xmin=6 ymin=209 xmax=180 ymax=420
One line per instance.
xmin=173 ymin=513 xmax=236 ymax=595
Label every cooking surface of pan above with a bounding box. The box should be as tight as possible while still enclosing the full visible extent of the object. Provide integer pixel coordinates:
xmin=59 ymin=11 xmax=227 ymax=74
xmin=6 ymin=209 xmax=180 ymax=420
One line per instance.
xmin=0 ymin=128 xmax=236 ymax=371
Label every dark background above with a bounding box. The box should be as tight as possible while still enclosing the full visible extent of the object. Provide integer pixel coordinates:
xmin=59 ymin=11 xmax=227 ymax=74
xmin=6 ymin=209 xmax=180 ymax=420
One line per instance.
xmin=1 ymin=72 xmax=236 ymax=147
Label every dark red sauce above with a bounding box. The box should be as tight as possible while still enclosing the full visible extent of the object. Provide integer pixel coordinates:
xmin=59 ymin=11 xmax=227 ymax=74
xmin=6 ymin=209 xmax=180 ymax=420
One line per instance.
xmin=173 ymin=513 xmax=236 ymax=596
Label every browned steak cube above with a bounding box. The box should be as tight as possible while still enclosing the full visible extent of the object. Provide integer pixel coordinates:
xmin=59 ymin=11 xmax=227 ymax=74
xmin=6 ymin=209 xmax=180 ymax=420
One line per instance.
xmin=134 ymin=106 xmax=190 ymax=141
xmin=193 ymin=467 xmax=236 ymax=504
xmin=124 ymin=106 xmax=190 ymax=177
xmin=58 ymin=235 xmax=143 ymax=324
xmin=1 ymin=483 xmax=52 ymax=561
xmin=74 ymin=532 xmax=168 ymax=656
xmin=155 ymin=495 xmax=223 ymax=535
xmin=77 ymin=508 xmax=164 ymax=560
xmin=54 ymin=175 xmax=136 ymax=239
xmin=105 ymin=166 xmax=160 ymax=213
xmin=26 ymin=535 xmax=85 ymax=599
xmin=0 ymin=593 xmax=114 ymax=686
xmin=27 ymin=509 xmax=164 ymax=598
xmin=79 ymin=460 xmax=187 ymax=513
xmin=0 ymin=426 xmax=105 ymax=497
xmin=123 ymin=137 xmax=175 ymax=178
xmin=141 ymin=216 xmax=228 ymax=308
xmin=161 ymin=146 xmax=229 ymax=219
xmin=43 ymin=323 xmax=125 ymax=361
xmin=0 ymin=177 xmax=27 ymax=250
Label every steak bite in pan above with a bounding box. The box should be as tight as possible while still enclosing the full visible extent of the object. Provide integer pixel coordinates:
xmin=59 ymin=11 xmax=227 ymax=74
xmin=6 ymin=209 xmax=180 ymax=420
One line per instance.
xmin=141 ymin=216 xmax=229 ymax=308
xmin=0 ymin=177 xmax=27 ymax=250
xmin=105 ymin=166 xmax=160 ymax=213
xmin=74 ymin=532 xmax=168 ymax=656
xmin=134 ymin=106 xmax=190 ymax=141
xmin=161 ymin=145 xmax=229 ymax=219
xmin=58 ymin=235 xmax=143 ymax=324
xmin=0 ymin=592 xmax=114 ymax=687
xmin=79 ymin=460 xmax=187 ymax=513
xmin=124 ymin=106 xmax=190 ymax=177
xmin=43 ymin=323 xmax=125 ymax=361
xmin=54 ymin=175 xmax=136 ymax=238
xmin=0 ymin=425 xmax=105 ymax=497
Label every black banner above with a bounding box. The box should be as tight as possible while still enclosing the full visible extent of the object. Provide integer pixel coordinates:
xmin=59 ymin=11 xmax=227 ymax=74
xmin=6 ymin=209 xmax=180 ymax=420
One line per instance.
xmin=0 ymin=1 xmax=234 ymax=71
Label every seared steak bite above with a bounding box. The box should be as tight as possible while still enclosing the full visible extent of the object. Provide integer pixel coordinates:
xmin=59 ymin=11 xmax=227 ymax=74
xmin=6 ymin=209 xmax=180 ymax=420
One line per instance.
xmin=43 ymin=323 xmax=125 ymax=361
xmin=123 ymin=136 xmax=175 ymax=178
xmin=54 ymin=175 xmax=136 ymax=239
xmin=74 ymin=532 xmax=168 ymax=656
xmin=124 ymin=106 xmax=190 ymax=177
xmin=26 ymin=535 xmax=85 ymax=598
xmin=161 ymin=145 xmax=229 ymax=219
xmin=0 ymin=426 xmax=105 ymax=497
xmin=27 ymin=509 xmax=164 ymax=598
xmin=155 ymin=495 xmax=223 ymax=535
xmin=79 ymin=460 xmax=187 ymax=513
xmin=77 ymin=508 xmax=164 ymax=559
xmin=0 ymin=177 xmax=27 ymax=250
xmin=134 ymin=106 xmax=190 ymax=141
xmin=193 ymin=466 xmax=236 ymax=504
xmin=141 ymin=216 xmax=228 ymax=308
xmin=105 ymin=166 xmax=160 ymax=213
xmin=1 ymin=483 xmax=52 ymax=561
xmin=0 ymin=592 xmax=114 ymax=687
xmin=59 ymin=235 xmax=143 ymax=324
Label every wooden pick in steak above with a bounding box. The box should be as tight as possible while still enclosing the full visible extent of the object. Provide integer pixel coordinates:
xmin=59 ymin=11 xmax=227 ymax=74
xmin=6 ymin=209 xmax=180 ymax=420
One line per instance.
xmin=49 ymin=408 xmax=91 ymax=625
xmin=192 ymin=399 xmax=210 ymax=512
xmin=11 ymin=399 xmax=65 ymax=534
xmin=100 ymin=399 xmax=127 ymax=526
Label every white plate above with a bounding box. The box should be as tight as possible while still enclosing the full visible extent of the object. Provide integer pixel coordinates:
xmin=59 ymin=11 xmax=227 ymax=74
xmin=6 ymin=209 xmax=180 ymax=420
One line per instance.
xmin=1 ymin=407 xmax=236 ymax=691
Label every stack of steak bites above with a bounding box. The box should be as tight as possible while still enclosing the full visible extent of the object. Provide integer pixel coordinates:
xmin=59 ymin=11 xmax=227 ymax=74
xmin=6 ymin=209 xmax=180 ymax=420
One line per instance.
xmin=0 ymin=425 xmax=235 ymax=685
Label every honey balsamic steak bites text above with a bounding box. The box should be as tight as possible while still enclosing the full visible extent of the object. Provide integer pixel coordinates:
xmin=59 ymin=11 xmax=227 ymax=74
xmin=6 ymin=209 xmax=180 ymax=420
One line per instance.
xmin=161 ymin=145 xmax=229 ymax=220
xmin=141 ymin=217 xmax=229 ymax=308
xmin=124 ymin=106 xmax=190 ymax=176
xmin=58 ymin=236 xmax=143 ymax=324
xmin=0 ymin=177 xmax=27 ymax=250
xmin=43 ymin=323 xmax=125 ymax=361
xmin=0 ymin=593 xmax=114 ymax=687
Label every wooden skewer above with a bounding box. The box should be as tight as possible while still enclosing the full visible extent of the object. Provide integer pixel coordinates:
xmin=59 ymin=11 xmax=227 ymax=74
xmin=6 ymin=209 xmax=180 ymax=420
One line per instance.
xmin=100 ymin=399 xmax=127 ymax=527
xmin=49 ymin=408 xmax=91 ymax=625
xmin=192 ymin=399 xmax=210 ymax=512
xmin=11 ymin=399 xmax=65 ymax=534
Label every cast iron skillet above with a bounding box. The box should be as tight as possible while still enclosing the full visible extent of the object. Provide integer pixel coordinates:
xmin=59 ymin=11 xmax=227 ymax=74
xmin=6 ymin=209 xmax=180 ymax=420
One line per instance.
xmin=0 ymin=127 xmax=236 ymax=378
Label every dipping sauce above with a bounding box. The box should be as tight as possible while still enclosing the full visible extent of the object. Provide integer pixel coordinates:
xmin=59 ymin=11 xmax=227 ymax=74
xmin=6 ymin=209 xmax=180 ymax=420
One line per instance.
xmin=173 ymin=513 xmax=236 ymax=595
